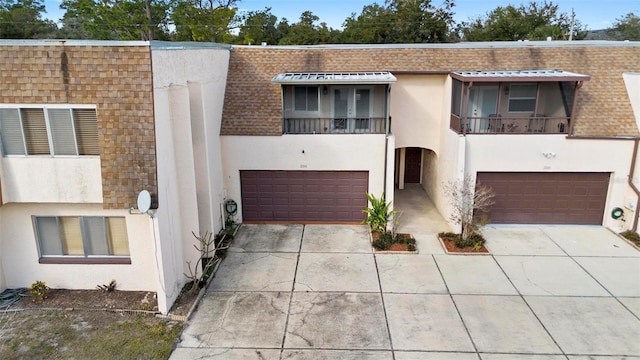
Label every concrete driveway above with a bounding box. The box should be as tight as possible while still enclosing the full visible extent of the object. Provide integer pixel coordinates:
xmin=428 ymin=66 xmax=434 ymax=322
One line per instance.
xmin=170 ymin=224 xmax=640 ymax=359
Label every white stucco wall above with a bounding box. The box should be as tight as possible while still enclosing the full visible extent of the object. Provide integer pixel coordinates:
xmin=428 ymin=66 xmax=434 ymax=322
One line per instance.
xmin=465 ymin=135 xmax=635 ymax=229
xmin=391 ymin=74 xmax=447 ymax=152
xmin=151 ymin=46 xmax=230 ymax=313
xmin=221 ymin=135 xmax=388 ymax=221
xmin=624 ymin=72 xmax=640 ymax=130
xmin=0 ymin=157 xmax=102 ymax=203
xmin=0 ymin=203 xmax=156 ymax=291
xmin=0 ymin=221 xmax=6 ymax=291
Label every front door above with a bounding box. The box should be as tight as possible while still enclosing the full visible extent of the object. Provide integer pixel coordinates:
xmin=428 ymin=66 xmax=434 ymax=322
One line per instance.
xmin=332 ymin=87 xmax=372 ymax=132
xmin=405 ymin=148 xmax=422 ymax=183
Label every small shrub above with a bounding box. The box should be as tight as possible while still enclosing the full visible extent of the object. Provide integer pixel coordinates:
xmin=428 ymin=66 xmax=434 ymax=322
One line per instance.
xmin=97 ymin=279 xmax=117 ymax=293
xmin=620 ymin=230 xmax=640 ymax=246
xmin=438 ymin=232 xmax=459 ymax=240
xmin=29 ymin=280 xmax=50 ymax=303
xmin=407 ymin=243 xmax=417 ymax=252
xmin=454 ymin=232 xmax=486 ymax=249
xmin=372 ymin=231 xmax=394 ymax=250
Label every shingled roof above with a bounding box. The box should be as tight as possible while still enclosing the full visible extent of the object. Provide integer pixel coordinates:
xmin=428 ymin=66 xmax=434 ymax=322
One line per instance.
xmin=221 ymin=41 xmax=640 ymax=137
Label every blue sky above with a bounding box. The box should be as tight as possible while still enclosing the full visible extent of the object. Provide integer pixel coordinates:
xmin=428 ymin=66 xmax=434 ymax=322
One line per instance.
xmin=43 ymin=0 xmax=638 ymax=31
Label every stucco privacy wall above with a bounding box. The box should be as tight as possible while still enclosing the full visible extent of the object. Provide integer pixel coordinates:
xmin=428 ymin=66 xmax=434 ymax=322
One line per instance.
xmin=222 ymin=42 xmax=640 ymax=137
xmin=151 ymin=46 xmax=230 ymax=312
xmin=0 ymin=42 xmax=157 ymax=209
xmin=0 ymin=204 xmax=156 ymax=291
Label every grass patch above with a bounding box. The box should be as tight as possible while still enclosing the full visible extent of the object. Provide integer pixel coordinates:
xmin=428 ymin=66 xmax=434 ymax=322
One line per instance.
xmin=0 ymin=310 xmax=181 ymax=360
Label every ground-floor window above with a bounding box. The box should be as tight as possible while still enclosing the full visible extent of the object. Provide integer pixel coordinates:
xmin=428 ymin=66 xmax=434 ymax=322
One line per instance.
xmin=34 ymin=216 xmax=130 ymax=264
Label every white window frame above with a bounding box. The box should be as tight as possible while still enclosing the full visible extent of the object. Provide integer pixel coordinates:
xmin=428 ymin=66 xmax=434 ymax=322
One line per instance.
xmin=0 ymin=104 xmax=98 ymax=157
xmin=508 ymin=83 xmax=538 ymax=113
xmin=292 ymin=86 xmax=320 ymax=114
xmin=33 ymin=215 xmax=130 ymax=260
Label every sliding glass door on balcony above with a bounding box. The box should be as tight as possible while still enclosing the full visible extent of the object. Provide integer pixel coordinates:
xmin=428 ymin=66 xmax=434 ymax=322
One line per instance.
xmin=332 ymin=87 xmax=372 ymax=133
xmin=466 ymin=85 xmax=498 ymax=133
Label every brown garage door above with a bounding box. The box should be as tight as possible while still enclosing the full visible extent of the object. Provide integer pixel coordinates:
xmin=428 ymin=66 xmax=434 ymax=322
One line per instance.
xmin=476 ymin=172 xmax=610 ymax=225
xmin=240 ymin=170 xmax=368 ymax=222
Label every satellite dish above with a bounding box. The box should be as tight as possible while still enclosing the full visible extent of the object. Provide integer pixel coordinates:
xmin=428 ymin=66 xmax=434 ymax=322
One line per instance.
xmin=137 ymin=190 xmax=151 ymax=214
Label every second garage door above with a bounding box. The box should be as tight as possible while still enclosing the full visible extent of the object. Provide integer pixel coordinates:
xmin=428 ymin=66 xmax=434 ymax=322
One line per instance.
xmin=240 ymin=170 xmax=368 ymax=222
xmin=476 ymin=172 xmax=610 ymax=225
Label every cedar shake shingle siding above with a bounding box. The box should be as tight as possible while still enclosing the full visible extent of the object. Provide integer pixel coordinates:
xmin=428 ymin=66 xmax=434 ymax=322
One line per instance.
xmin=0 ymin=44 xmax=157 ymax=209
xmin=221 ymin=43 xmax=640 ymax=137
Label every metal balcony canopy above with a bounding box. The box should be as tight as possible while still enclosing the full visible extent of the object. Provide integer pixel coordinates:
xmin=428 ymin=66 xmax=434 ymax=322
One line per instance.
xmin=451 ymin=69 xmax=590 ymax=82
xmin=272 ymin=72 xmax=397 ymax=84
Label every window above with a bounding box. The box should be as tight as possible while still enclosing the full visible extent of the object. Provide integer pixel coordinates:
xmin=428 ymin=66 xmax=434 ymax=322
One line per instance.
xmin=294 ymin=86 xmax=319 ymax=112
xmin=508 ymin=84 xmax=537 ymax=112
xmin=34 ymin=216 xmax=130 ymax=262
xmin=451 ymin=79 xmax=462 ymax=116
xmin=0 ymin=106 xmax=99 ymax=156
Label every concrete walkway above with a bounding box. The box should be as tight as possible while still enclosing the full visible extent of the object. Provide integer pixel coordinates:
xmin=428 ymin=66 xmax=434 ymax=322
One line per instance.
xmin=170 ymin=221 xmax=640 ymax=359
xmin=171 ymin=186 xmax=640 ymax=359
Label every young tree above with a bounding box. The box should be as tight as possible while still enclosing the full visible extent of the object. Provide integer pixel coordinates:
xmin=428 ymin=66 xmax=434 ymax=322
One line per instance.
xmin=460 ymin=1 xmax=586 ymax=41
xmin=443 ymin=175 xmax=495 ymax=241
xmin=0 ymin=0 xmax=58 ymax=39
xmin=607 ymin=12 xmax=640 ymax=40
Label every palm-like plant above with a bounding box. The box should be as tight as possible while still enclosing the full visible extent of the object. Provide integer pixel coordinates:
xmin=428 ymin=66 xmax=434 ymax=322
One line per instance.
xmin=362 ymin=192 xmax=396 ymax=233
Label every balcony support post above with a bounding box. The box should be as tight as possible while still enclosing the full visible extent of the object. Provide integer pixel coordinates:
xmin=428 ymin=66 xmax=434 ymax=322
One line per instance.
xmin=568 ymin=81 xmax=584 ymax=136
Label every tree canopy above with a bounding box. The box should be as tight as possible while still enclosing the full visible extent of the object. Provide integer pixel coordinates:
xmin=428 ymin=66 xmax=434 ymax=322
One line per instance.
xmin=0 ymin=0 xmax=57 ymax=38
xmin=607 ymin=12 xmax=640 ymax=40
xmin=341 ymin=0 xmax=454 ymax=43
xmin=459 ymin=1 xmax=586 ymax=41
xmin=0 ymin=0 xmax=634 ymax=44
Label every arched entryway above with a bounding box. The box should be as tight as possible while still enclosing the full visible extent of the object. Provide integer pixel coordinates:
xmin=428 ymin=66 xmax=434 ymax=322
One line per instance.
xmin=394 ymin=147 xmax=436 ymax=190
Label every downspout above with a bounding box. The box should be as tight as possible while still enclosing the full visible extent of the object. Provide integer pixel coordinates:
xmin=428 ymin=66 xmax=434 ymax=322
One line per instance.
xmin=629 ymin=138 xmax=640 ymax=231
xmin=383 ymin=83 xmax=391 ymax=201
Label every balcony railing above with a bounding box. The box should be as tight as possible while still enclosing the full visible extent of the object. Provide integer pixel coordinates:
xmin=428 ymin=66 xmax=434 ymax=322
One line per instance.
xmin=283 ymin=117 xmax=386 ymax=134
xmin=450 ymin=114 xmax=570 ymax=134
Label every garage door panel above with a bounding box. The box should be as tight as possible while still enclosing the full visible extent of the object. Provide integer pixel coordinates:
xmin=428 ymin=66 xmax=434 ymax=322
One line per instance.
xmin=241 ymin=170 xmax=368 ymax=222
xmin=477 ymin=172 xmax=609 ymax=225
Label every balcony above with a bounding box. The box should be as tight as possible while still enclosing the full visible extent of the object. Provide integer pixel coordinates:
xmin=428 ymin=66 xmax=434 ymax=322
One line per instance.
xmin=283 ymin=117 xmax=386 ymax=134
xmin=449 ymin=70 xmax=590 ymax=136
xmin=272 ymin=72 xmax=396 ymax=136
xmin=450 ymin=114 xmax=570 ymax=134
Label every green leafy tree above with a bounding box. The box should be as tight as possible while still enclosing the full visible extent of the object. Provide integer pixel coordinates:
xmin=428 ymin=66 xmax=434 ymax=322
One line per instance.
xmin=607 ymin=12 xmax=640 ymax=40
xmin=235 ymin=7 xmax=279 ymax=45
xmin=278 ymin=10 xmax=334 ymax=45
xmin=340 ymin=4 xmax=393 ymax=43
xmin=460 ymin=1 xmax=586 ymax=41
xmin=59 ymin=0 xmax=170 ymax=40
xmin=341 ymin=0 xmax=454 ymax=43
xmin=0 ymin=0 xmax=58 ymax=38
xmin=171 ymin=0 xmax=239 ymax=42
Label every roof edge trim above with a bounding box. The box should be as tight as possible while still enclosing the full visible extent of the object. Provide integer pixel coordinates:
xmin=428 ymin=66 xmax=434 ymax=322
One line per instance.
xmin=272 ymin=72 xmax=397 ymax=84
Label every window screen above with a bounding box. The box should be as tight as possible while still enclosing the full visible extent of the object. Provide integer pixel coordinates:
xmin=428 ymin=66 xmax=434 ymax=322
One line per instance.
xmin=35 ymin=216 xmax=129 ymax=257
xmin=508 ymin=84 xmax=537 ymax=112
xmin=0 ymin=106 xmax=99 ymax=156
xmin=294 ymin=86 xmax=319 ymax=112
